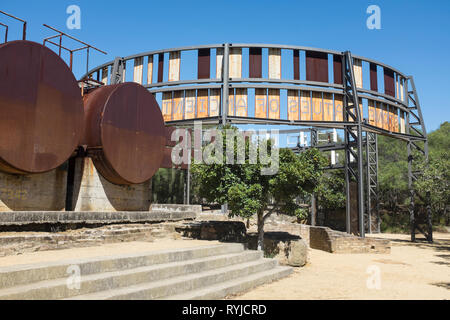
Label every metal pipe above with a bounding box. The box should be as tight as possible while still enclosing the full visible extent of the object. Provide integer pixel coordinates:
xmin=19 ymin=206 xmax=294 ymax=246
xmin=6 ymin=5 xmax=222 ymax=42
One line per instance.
xmin=0 ymin=10 xmax=26 ymax=40
xmin=0 ymin=23 xmax=8 ymax=43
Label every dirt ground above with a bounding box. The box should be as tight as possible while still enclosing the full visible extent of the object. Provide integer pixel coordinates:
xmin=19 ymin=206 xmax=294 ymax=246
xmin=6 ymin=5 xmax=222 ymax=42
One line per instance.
xmin=232 ymin=232 xmax=450 ymax=300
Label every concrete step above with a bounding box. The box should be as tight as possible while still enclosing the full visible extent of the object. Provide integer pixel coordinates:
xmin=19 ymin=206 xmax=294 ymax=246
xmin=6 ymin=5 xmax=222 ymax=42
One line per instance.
xmin=162 ymin=266 xmax=293 ymax=300
xmin=65 ymin=258 xmax=278 ymax=300
xmin=0 ymin=250 xmax=261 ymax=300
xmin=0 ymin=243 xmax=244 ymax=289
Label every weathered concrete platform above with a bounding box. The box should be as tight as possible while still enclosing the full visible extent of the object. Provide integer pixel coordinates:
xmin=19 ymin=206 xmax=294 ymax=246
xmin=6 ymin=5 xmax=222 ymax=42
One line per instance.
xmin=0 ymin=210 xmax=197 ymax=227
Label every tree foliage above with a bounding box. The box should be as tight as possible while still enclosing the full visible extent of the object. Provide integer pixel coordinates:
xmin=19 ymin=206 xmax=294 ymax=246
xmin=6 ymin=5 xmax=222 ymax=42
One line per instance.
xmin=191 ymin=125 xmax=327 ymax=250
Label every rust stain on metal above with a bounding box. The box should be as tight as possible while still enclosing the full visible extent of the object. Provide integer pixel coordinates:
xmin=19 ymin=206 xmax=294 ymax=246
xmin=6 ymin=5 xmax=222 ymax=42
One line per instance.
xmin=0 ymin=40 xmax=84 ymax=174
xmin=83 ymin=82 xmax=165 ymax=185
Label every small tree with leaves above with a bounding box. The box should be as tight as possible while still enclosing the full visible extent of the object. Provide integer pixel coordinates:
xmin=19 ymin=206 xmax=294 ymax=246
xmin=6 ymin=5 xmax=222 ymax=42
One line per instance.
xmin=191 ymin=126 xmax=326 ymax=250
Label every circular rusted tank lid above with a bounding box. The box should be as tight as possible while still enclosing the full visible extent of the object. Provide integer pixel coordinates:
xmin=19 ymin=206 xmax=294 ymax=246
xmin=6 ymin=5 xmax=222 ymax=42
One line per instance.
xmin=0 ymin=40 xmax=84 ymax=174
xmin=84 ymin=82 xmax=165 ymax=185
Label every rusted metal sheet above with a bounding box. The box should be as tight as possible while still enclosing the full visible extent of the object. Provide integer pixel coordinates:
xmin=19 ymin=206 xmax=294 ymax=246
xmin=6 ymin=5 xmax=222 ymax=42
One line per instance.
xmin=370 ymin=63 xmax=378 ymax=92
xmin=368 ymin=100 xmax=376 ymax=126
xmin=293 ymin=50 xmax=300 ymax=80
xmin=312 ymin=91 xmax=323 ymax=121
xmin=172 ymin=90 xmax=184 ymax=120
xmin=268 ymin=48 xmax=281 ymax=79
xmin=228 ymin=89 xmax=235 ymax=116
xmin=334 ymin=94 xmax=344 ymax=121
xmin=184 ymin=90 xmax=196 ymax=119
xmin=235 ymin=88 xmax=248 ymax=117
xmin=333 ymin=55 xmax=342 ymax=85
xmin=162 ymin=92 xmax=172 ymax=121
xmin=83 ymin=82 xmax=165 ymax=185
xmin=384 ymin=68 xmax=395 ymax=97
xmin=198 ymin=48 xmax=210 ymax=79
xmin=353 ymin=58 xmax=363 ymax=88
xmin=147 ymin=55 xmax=154 ymax=84
xmin=249 ymin=47 xmax=262 ymax=78
xmin=169 ymin=51 xmax=180 ymax=82
xmin=300 ymin=91 xmax=311 ymax=121
xmin=216 ymin=48 xmax=223 ymax=79
xmin=158 ymin=53 xmax=164 ymax=82
xmin=323 ymin=93 xmax=333 ymax=121
xmin=196 ymin=89 xmax=209 ymax=118
xmin=229 ymin=48 xmax=242 ymax=78
xmin=306 ymin=51 xmax=328 ymax=83
xmin=268 ymin=89 xmax=280 ymax=119
xmin=0 ymin=40 xmax=84 ymax=174
xmin=287 ymin=90 xmax=299 ymax=120
xmin=210 ymin=89 xmax=220 ymax=116
xmin=133 ymin=57 xmax=143 ymax=84
xmin=255 ymin=88 xmax=267 ymax=118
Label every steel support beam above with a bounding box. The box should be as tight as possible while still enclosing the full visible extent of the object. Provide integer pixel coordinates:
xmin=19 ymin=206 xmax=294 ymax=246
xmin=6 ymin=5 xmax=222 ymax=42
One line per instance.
xmin=343 ymin=51 xmax=365 ymax=237
xmin=405 ymin=76 xmax=432 ymax=243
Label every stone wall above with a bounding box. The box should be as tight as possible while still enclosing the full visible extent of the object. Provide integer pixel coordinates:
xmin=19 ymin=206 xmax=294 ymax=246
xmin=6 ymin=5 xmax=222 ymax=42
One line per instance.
xmin=0 ymin=166 xmax=67 ymax=212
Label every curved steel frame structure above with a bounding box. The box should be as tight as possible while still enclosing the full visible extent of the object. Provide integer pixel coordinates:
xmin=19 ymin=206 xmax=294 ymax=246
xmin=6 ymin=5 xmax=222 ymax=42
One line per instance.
xmin=83 ymin=43 xmax=431 ymax=242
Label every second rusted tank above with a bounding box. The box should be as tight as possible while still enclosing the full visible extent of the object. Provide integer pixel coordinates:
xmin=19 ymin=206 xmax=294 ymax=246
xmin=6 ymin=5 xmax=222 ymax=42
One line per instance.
xmin=83 ymin=82 xmax=166 ymax=185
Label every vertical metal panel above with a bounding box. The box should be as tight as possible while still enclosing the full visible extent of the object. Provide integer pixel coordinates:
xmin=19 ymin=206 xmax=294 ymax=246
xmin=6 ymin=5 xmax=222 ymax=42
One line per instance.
xmin=305 ymin=51 xmax=328 ymax=83
xmin=368 ymin=100 xmax=376 ymax=125
xmin=268 ymin=48 xmax=281 ymax=79
xmin=249 ymin=47 xmax=262 ymax=78
xmin=147 ymin=55 xmax=153 ymax=84
xmin=196 ymin=89 xmax=209 ymax=118
xmin=168 ymin=51 xmax=180 ymax=82
xmin=162 ymin=91 xmax=172 ymax=122
xmin=184 ymin=90 xmax=196 ymax=119
xmin=384 ymin=68 xmax=395 ymax=97
xmin=172 ymin=91 xmax=184 ymax=120
xmin=101 ymin=66 xmax=108 ymax=85
xmin=388 ymin=105 xmax=394 ymax=131
xmin=158 ymin=53 xmax=164 ymax=82
xmin=133 ymin=57 xmax=143 ymax=84
xmin=198 ymin=48 xmax=210 ymax=79
xmin=382 ymin=103 xmax=389 ymax=130
xmin=370 ymin=63 xmax=378 ymax=92
xmin=312 ymin=91 xmax=323 ymax=121
xmin=255 ymin=88 xmax=267 ymax=118
xmin=333 ymin=55 xmax=342 ymax=85
xmin=228 ymin=88 xmax=235 ymax=116
xmin=323 ymin=93 xmax=333 ymax=121
xmin=209 ymin=88 xmax=221 ymax=117
xmin=334 ymin=94 xmax=344 ymax=121
xmin=229 ymin=48 xmax=242 ymax=78
xmin=293 ymin=50 xmax=300 ymax=80
xmin=375 ymin=102 xmax=383 ymax=129
xmin=400 ymin=110 xmax=406 ymax=133
xmin=216 ymin=48 xmax=223 ymax=79
xmin=353 ymin=58 xmax=363 ymax=88
xmin=268 ymin=89 xmax=280 ymax=119
xmin=235 ymin=88 xmax=248 ymax=117
xmin=300 ymin=91 xmax=312 ymax=121
xmin=393 ymin=108 xmax=399 ymax=132
xmin=287 ymin=90 xmax=299 ymax=120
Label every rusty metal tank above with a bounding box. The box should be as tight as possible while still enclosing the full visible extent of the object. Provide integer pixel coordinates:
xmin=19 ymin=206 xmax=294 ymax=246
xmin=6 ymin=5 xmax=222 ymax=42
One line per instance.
xmin=0 ymin=40 xmax=84 ymax=174
xmin=83 ymin=82 xmax=166 ymax=185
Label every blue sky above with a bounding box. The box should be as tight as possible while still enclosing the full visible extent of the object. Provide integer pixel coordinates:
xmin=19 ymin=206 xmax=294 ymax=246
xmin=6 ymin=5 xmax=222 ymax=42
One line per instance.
xmin=1 ymin=0 xmax=449 ymax=132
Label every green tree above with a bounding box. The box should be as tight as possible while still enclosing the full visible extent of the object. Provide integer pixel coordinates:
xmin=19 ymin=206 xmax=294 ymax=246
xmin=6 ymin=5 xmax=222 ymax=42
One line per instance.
xmin=191 ymin=125 xmax=326 ymax=250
